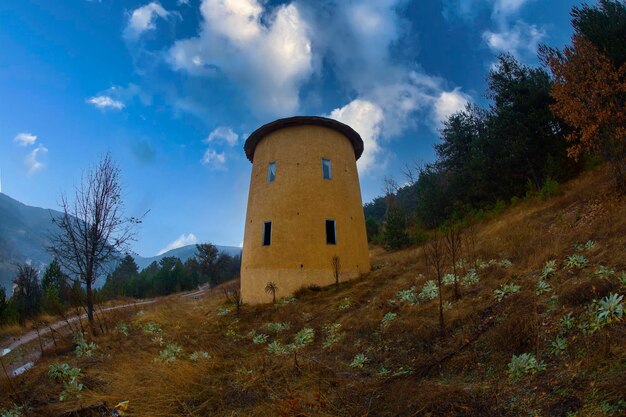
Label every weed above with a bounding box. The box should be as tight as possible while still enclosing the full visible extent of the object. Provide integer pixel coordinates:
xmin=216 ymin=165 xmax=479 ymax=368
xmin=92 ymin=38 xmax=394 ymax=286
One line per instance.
xmin=48 ymin=363 xmax=83 ymax=401
xmin=536 ymin=280 xmax=552 ymax=295
xmin=337 ymin=297 xmax=352 ymax=310
xmin=143 ymin=322 xmax=163 ymax=333
xmin=540 ymin=260 xmax=557 ymax=280
xmin=217 ymin=307 xmax=232 ymax=316
xmin=619 ymin=272 xmax=626 ymax=287
xmin=418 ymin=280 xmax=439 ymax=301
xmin=443 ymin=301 xmax=453 ymax=311
xmin=380 ymin=312 xmax=397 ymax=328
xmin=594 ymin=265 xmax=616 ymax=278
xmin=322 ymin=323 xmax=344 ymax=349
xmin=189 ymin=351 xmax=210 ymax=362
xmin=278 ymin=295 xmax=297 ymax=305
xmin=573 ymin=240 xmax=596 ymax=251
xmin=396 ymin=287 xmax=418 ymax=304
xmin=0 ymin=405 xmax=23 ymax=417
xmin=442 ymin=274 xmax=457 ymax=286
xmin=549 ymin=337 xmax=568 ymax=357
xmin=507 ymin=353 xmax=546 ymax=380
xmin=461 ymin=269 xmax=480 ymax=287
xmin=74 ymin=332 xmax=97 ymax=358
xmin=292 ymin=327 xmax=315 ymax=348
xmin=595 ymin=293 xmax=624 ymax=325
xmin=392 ymin=366 xmax=414 ymax=376
xmin=115 ymin=322 xmax=130 ymax=336
xmin=158 ymin=341 xmax=183 ymax=364
xmin=349 ymin=353 xmax=368 ymax=368
xmin=377 ymin=366 xmax=391 ymax=376
xmin=565 ymin=254 xmax=588 ymax=269
xmin=267 ymin=322 xmax=290 ymax=333
xmin=559 ymin=313 xmax=576 ymax=334
xmin=494 ymin=283 xmax=521 ymax=302
xmin=267 ymin=341 xmax=290 ymax=355
xmin=252 ymin=332 xmax=269 ymax=344
xmin=499 ymin=259 xmax=513 ymax=268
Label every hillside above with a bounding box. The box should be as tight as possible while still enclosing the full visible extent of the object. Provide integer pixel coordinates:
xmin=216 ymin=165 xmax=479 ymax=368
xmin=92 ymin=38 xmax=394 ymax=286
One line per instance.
xmin=0 ymin=193 xmax=64 ymax=291
xmin=1 ymin=167 xmax=625 ymax=416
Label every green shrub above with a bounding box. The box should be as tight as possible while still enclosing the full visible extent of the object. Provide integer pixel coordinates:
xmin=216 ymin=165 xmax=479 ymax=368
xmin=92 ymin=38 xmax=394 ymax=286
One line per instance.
xmin=595 ymin=293 xmax=624 ymax=325
xmin=559 ymin=312 xmax=576 ymax=334
xmin=380 ymin=312 xmax=397 ymax=328
xmin=0 ymin=405 xmax=23 ymax=417
xmin=573 ymin=240 xmax=596 ymax=251
xmin=143 ymin=322 xmax=164 ymax=333
xmin=267 ymin=341 xmax=289 ymax=355
xmin=115 ymin=322 xmax=130 ymax=336
xmin=337 ymin=298 xmax=352 ymax=310
xmin=217 ymin=307 xmax=232 ymax=316
xmin=540 ymin=260 xmax=557 ymax=280
xmin=396 ymin=287 xmax=418 ymax=304
xmin=549 ymin=337 xmax=568 ymax=357
xmin=322 ymin=323 xmax=344 ymax=349
xmin=564 ymin=254 xmax=588 ymax=269
xmin=442 ymin=274 xmax=457 ymax=286
xmin=73 ymin=332 xmax=97 ymax=358
xmin=507 ymin=353 xmax=545 ymax=380
xmin=189 ymin=351 xmax=210 ymax=362
xmin=499 ymin=259 xmax=513 ymax=268
xmin=536 ymin=280 xmax=552 ymax=295
xmin=48 ymin=363 xmax=83 ymax=401
xmin=461 ymin=269 xmax=480 ymax=287
xmin=494 ymin=283 xmax=521 ymax=301
xmin=540 ymin=177 xmax=560 ymax=198
xmin=349 ymin=353 xmax=368 ymax=368
xmin=418 ymin=280 xmax=439 ymax=301
xmin=267 ymin=322 xmax=290 ymax=333
xmin=158 ymin=341 xmax=183 ymax=364
xmin=252 ymin=333 xmax=269 ymax=344
xmin=594 ymin=265 xmax=616 ymax=278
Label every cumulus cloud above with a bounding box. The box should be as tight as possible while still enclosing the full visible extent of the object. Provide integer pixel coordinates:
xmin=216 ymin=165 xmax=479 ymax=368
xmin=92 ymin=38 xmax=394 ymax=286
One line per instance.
xmin=202 ymin=148 xmax=227 ymax=170
xmin=157 ymin=233 xmax=197 ymax=255
xmin=87 ymin=95 xmax=125 ymax=110
xmin=25 ymin=144 xmax=48 ymax=174
xmin=328 ymin=99 xmax=384 ymax=173
xmin=169 ymin=0 xmax=313 ymax=116
xmin=125 ymin=2 xmax=170 ymax=40
xmin=483 ymin=21 xmax=546 ymax=57
xmin=14 ymin=132 xmax=37 ymax=146
xmin=433 ymin=88 xmax=471 ymax=126
xmin=205 ymin=127 xmax=238 ymax=147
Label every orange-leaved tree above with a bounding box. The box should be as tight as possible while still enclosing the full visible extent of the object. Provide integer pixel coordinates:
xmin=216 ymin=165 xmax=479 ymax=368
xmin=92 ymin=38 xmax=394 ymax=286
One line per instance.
xmin=542 ymin=35 xmax=626 ymax=192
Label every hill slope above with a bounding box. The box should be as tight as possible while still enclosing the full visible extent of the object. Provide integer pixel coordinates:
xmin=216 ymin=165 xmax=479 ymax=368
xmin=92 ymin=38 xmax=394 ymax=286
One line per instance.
xmin=0 ymin=193 xmax=65 ymax=291
xmin=2 ymin=167 xmax=625 ymax=416
xmin=134 ymin=244 xmax=241 ymax=270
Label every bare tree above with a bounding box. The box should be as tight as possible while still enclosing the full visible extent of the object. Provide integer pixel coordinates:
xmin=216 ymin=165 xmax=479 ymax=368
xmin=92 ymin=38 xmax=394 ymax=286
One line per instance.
xmin=48 ymin=154 xmax=140 ymax=334
xmin=13 ymin=263 xmax=42 ymax=326
xmin=443 ymin=223 xmax=463 ymax=300
xmin=424 ymin=232 xmax=447 ymax=336
xmin=264 ymin=281 xmax=278 ymax=303
xmin=222 ymin=283 xmax=243 ymax=316
xmin=331 ymin=256 xmax=341 ymax=289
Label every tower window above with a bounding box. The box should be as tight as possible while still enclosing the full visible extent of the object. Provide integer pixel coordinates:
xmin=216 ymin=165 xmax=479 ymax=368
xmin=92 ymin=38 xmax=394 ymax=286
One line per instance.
xmin=326 ymin=219 xmax=336 ymax=245
xmin=322 ymin=158 xmax=332 ymax=180
xmin=263 ymin=221 xmax=272 ymax=246
xmin=267 ymin=162 xmax=276 ymax=182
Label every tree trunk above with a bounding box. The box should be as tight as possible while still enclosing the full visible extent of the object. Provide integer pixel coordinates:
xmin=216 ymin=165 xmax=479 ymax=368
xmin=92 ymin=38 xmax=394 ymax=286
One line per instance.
xmin=86 ymin=280 xmax=95 ymax=335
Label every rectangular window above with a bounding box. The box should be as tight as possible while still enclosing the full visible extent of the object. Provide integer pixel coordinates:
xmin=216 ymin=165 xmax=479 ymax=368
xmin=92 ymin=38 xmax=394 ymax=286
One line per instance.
xmin=262 ymin=221 xmax=272 ymax=246
xmin=322 ymin=158 xmax=332 ymax=180
xmin=325 ymin=219 xmax=336 ymax=245
xmin=267 ymin=162 xmax=276 ymax=182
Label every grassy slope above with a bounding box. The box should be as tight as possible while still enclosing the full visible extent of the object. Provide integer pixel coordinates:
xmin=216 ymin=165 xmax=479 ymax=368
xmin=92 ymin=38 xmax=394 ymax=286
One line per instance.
xmin=2 ymin=167 xmax=625 ymax=417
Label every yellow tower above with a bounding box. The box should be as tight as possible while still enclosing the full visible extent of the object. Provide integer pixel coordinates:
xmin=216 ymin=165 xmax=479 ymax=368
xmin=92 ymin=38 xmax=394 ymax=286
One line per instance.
xmin=240 ymin=116 xmax=371 ymax=304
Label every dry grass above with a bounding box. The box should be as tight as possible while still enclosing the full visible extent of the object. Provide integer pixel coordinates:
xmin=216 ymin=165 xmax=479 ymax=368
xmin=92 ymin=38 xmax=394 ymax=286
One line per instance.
xmin=1 ymin=166 xmax=625 ymax=416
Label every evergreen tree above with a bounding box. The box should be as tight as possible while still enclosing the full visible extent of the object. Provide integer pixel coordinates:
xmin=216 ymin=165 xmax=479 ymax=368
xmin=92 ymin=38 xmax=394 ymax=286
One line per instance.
xmin=383 ymin=204 xmax=410 ymax=250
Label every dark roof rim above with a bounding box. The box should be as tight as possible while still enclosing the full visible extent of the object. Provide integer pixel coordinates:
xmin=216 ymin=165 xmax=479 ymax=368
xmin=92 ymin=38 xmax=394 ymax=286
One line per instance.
xmin=243 ymin=116 xmax=364 ymax=162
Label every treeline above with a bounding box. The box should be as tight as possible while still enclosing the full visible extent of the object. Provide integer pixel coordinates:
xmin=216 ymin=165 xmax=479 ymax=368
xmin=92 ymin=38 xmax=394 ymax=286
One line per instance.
xmin=0 ymin=243 xmax=240 ymax=326
xmin=366 ymin=0 xmax=626 ymax=249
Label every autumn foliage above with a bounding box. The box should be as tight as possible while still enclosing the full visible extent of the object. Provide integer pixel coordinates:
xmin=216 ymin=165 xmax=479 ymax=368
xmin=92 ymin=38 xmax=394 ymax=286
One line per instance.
xmin=543 ymin=35 xmax=626 ymax=191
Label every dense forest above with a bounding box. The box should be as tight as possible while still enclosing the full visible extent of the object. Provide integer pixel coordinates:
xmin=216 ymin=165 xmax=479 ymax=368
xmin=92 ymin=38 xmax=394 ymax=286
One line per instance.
xmin=366 ymin=0 xmax=626 ymax=249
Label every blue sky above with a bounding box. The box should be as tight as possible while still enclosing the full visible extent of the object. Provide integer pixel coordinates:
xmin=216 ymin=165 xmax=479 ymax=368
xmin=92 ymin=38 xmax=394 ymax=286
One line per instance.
xmin=0 ymin=0 xmax=579 ymax=256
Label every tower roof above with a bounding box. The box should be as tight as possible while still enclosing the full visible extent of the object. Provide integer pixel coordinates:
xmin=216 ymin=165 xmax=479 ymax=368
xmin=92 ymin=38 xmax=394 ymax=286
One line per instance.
xmin=243 ymin=116 xmax=364 ymax=163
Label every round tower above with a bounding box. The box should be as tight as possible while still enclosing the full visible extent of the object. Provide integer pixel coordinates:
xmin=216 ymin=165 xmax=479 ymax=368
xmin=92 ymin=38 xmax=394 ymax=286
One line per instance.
xmin=240 ymin=116 xmax=371 ymax=304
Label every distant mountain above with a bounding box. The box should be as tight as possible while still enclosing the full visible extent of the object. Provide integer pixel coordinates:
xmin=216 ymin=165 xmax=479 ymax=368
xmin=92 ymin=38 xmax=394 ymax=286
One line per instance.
xmin=0 ymin=193 xmax=65 ymax=291
xmin=133 ymin=244 xmax=242 ymax=271
xmin=0 ymin=193 xmax=242 ymax=291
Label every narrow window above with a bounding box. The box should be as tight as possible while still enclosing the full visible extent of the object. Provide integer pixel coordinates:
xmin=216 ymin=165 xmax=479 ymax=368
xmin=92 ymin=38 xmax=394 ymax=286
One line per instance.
xmin=267 ymin=162 xmax=276 ymax=182
xmin=263 ymin=221 xmax=272 ymax=246
xmin=322 ymin=158 xmax=332 ymax=180
xmin=325 ymin=219 xmax=336 ymax=245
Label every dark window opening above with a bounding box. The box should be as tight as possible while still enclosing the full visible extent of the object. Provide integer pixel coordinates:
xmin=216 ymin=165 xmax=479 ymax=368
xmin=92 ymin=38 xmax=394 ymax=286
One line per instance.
xmin=326 ymin=219 xmax=336 ymax=245
xmin=263 ymin=221 xmax=272 ymax=246
xmin=322 ymin=158 xmax=332 ymax=179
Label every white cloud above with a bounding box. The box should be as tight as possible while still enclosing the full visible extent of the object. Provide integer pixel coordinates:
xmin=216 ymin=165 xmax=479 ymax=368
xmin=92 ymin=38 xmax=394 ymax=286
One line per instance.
xmin=202 ymin=148 xmax=227 ymax=170
xmin=328 ymin=99 xmax=384 ymax=174
xmin=169 ymin=0 xmax=313 ymax=116
xmin=87 ymin=95 xmax=125 ymax=110
xmin=157 ymin=233 xmax=197 ymax=255
xmin=14 ymin=132 xmax=37 ymax=146
xmin=205 ymin=127 xmax=238 ymax=147
xmin=492 ymin=0 xmax=532 ymax=19
xmin=25 ymin=144 xmax=48 ymax=174
xmin=125 ymin=2 xmax=170 ymax=40
xmin=433 ymin=88 xmax=471 ymax=126
xmin=482 ymin=21 xmax=546 ymax=57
